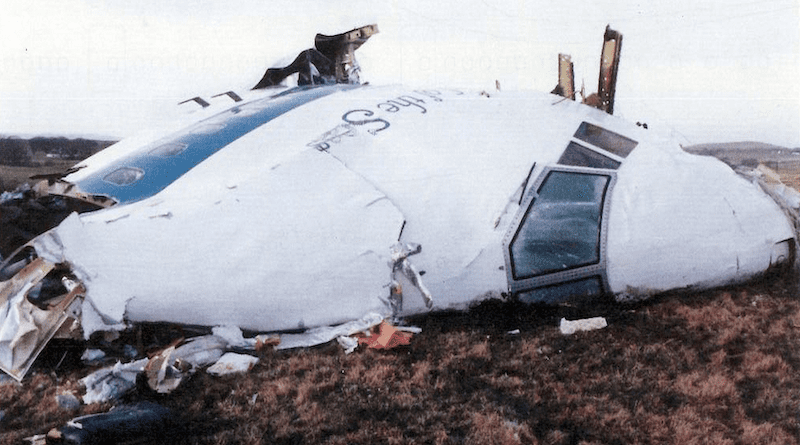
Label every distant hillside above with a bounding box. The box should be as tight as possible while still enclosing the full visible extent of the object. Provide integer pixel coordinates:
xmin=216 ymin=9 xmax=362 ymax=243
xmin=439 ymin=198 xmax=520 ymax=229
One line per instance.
xmin=684 ymin=141 xmax=800 ymax=190
xmin=0 ymin=136 xmax=117 ymax=191
xmin=684 ymin=141 xmax=792 ymax=152
xmin=0 ymin=136 xmax=117 ymax=167
xmin=684 ymin=141 xmax=800 ymax=169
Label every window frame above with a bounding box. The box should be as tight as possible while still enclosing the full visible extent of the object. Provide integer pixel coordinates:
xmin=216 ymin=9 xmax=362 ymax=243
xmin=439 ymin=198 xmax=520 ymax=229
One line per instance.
xmin=573 ymin=121 xmax=637 ymax=158
xmin=502 ymin=165 xmax=617 ymax=298
xmin=556 ymin=121 xmax=639 ymax=170
xmin=558 ymin=141 xmax=622 ymax=169
xmin=102 ymin=167 xmax=145 ymax=187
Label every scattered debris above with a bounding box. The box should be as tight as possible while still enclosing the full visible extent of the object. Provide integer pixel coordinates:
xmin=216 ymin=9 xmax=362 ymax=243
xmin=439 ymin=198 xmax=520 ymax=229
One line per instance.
xmin=212 ymin=325 xmax=251 ymax=348
xmin=73 ymin=316 xmax=420 ymax=403
xmin=0 ymin=270 xmax=85 ymax=382
xmin=337 ymin=335 xmax=360 ymax=354
xmin=169 ymin=334 xmax=228 ymax=365
xmin=0 ymin=183 xmax=102 ymax=259
xmin=276 ymin=313 xmax=384 ymax=350
xmin=80 ymin=349 xmax=105 ymax=365
xmin=254 ymin=333 xmax=281 ymax=350
xmin=144 ymin=334 xmax=227 ymax=393
xmin=75 ymin=319 xmax=414 ymax=403
xmin=43 ymin=402 xmax=174 ymax=445
xmin=559 ymin=317 xmax=608 ymax=335
xmin=55 ymin=393 xmax=80 ymax=411
xmin=144 ymin=344 xmax=186 ymax=394
xmin=80 ymin=358 xmax=148 ymax=405
xmin=755 ymin=164 xmax=800 ymax=208
xmin=0 ymin=183 xmax=30 ymax=204
xmin=206 ymin=352 xmax=259 ymax=376
xmin=355 ymin=321 xmax=416 ymax=350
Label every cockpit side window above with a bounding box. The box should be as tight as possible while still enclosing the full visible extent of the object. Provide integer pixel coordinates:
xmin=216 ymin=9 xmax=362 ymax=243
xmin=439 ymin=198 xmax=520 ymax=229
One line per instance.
xmin=503 ymin=166 xmax=616 ymax=305
xmin=509 ymin=171 xmax=610 ymax=280
xmin=517 ymin=276 xmax=604 ymax=305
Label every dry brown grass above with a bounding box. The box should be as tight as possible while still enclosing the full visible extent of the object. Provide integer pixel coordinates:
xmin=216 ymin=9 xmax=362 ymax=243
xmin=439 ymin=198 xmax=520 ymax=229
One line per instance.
xmin=1 ymin=276 xmax=799 ymax=444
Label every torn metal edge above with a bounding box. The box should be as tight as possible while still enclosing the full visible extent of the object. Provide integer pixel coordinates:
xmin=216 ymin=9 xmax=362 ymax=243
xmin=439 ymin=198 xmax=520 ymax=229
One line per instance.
xmin=0 ymin=257 xmax=84 ymax=381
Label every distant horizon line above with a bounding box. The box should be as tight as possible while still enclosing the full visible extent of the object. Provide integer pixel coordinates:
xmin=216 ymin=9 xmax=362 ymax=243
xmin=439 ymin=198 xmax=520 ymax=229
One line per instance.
xmin=0 ymin=132 xmax=120 ymax=142
xmin=1 ymin=132 xmax=797 ymax=151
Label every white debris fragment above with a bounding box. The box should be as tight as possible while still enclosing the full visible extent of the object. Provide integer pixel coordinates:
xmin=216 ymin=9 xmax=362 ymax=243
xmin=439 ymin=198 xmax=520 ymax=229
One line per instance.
xmin=145 ymin=335 xmax=229 ymax=393
xmin=172 ymin=335 xmax=228 ymax=366
xmin=507 ymin=329 xmax=520 ymax=335
xmin=337 ymin=335 xmax=359 ymax=354
xmin=206 ymin=353 xmax=259 ymax=376
xmin=0 ymin=183 xmax=30 ymax=204
xmin=276 ymin=312 xmax=384 ymax=350
xmin=212 ymin=325 xmax=252 ymax=348
xmin=146 ymin=345 xmax=183 ymax=394
xmin=395 ymin=325 xmax=422 ymax=334
xmin=80 ymin=358 xmax=149 ymax=404
xmin=80 ymin=349 xmax=106 ymax=364
xmin=559 ymin=317 xmax=607 ymax=335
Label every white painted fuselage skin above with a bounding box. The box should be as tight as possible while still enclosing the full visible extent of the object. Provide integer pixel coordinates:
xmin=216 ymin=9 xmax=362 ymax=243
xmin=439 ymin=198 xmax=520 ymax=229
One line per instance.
xmin=34 ymin=84 xmax=794 ymax=335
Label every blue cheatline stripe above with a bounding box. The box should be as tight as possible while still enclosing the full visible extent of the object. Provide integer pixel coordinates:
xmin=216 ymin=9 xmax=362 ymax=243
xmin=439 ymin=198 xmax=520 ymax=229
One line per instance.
xmin=76 ymin=85 xmax=354 ymax=205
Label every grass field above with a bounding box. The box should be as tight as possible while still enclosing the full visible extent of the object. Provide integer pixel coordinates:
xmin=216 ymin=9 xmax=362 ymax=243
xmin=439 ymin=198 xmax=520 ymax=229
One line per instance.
xmin=1 ymin=145 xmax=800 ymax=444
xmin=0 ymin=154 xmax=76 ymax=192
xmin=1 ymin=278 xmax=798 ymax=444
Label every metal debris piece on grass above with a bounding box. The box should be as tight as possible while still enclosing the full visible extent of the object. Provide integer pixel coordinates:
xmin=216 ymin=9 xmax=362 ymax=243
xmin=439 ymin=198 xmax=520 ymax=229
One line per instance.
xmin=44 ymin=401 xmax=174 ymax=445
xmin=355 ymin=320 xmax=415 ymax=350
xmin=80 ymin=358 xmax=148 ymax=405
xmin=0 ymin=261 xmax=83 ymax=382
xmin=206 ymin=352 xmax=259 ymax=376
xmin=559 ymin=317 xmax=608 ymax=335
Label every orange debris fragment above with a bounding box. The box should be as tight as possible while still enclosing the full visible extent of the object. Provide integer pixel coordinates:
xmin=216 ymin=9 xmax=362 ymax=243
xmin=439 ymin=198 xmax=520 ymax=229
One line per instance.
xmin=356 ymin=321 xmax=413 ymax=350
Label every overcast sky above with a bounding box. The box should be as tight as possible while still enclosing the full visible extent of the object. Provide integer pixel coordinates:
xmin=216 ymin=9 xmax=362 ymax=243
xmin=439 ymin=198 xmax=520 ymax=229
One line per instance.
xmin=1 ymin=0 xmax=798 ymax=147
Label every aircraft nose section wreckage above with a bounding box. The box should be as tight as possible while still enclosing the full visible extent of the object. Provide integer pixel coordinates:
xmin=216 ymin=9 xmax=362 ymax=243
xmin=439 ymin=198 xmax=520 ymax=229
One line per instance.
xmin=1 ymin=24 xmax=798 ymax=381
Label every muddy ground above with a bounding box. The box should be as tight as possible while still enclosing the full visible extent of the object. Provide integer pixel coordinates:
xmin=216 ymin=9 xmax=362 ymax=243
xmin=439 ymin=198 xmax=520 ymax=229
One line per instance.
xmin=1 ymin=143 xmax=800 ymax=444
